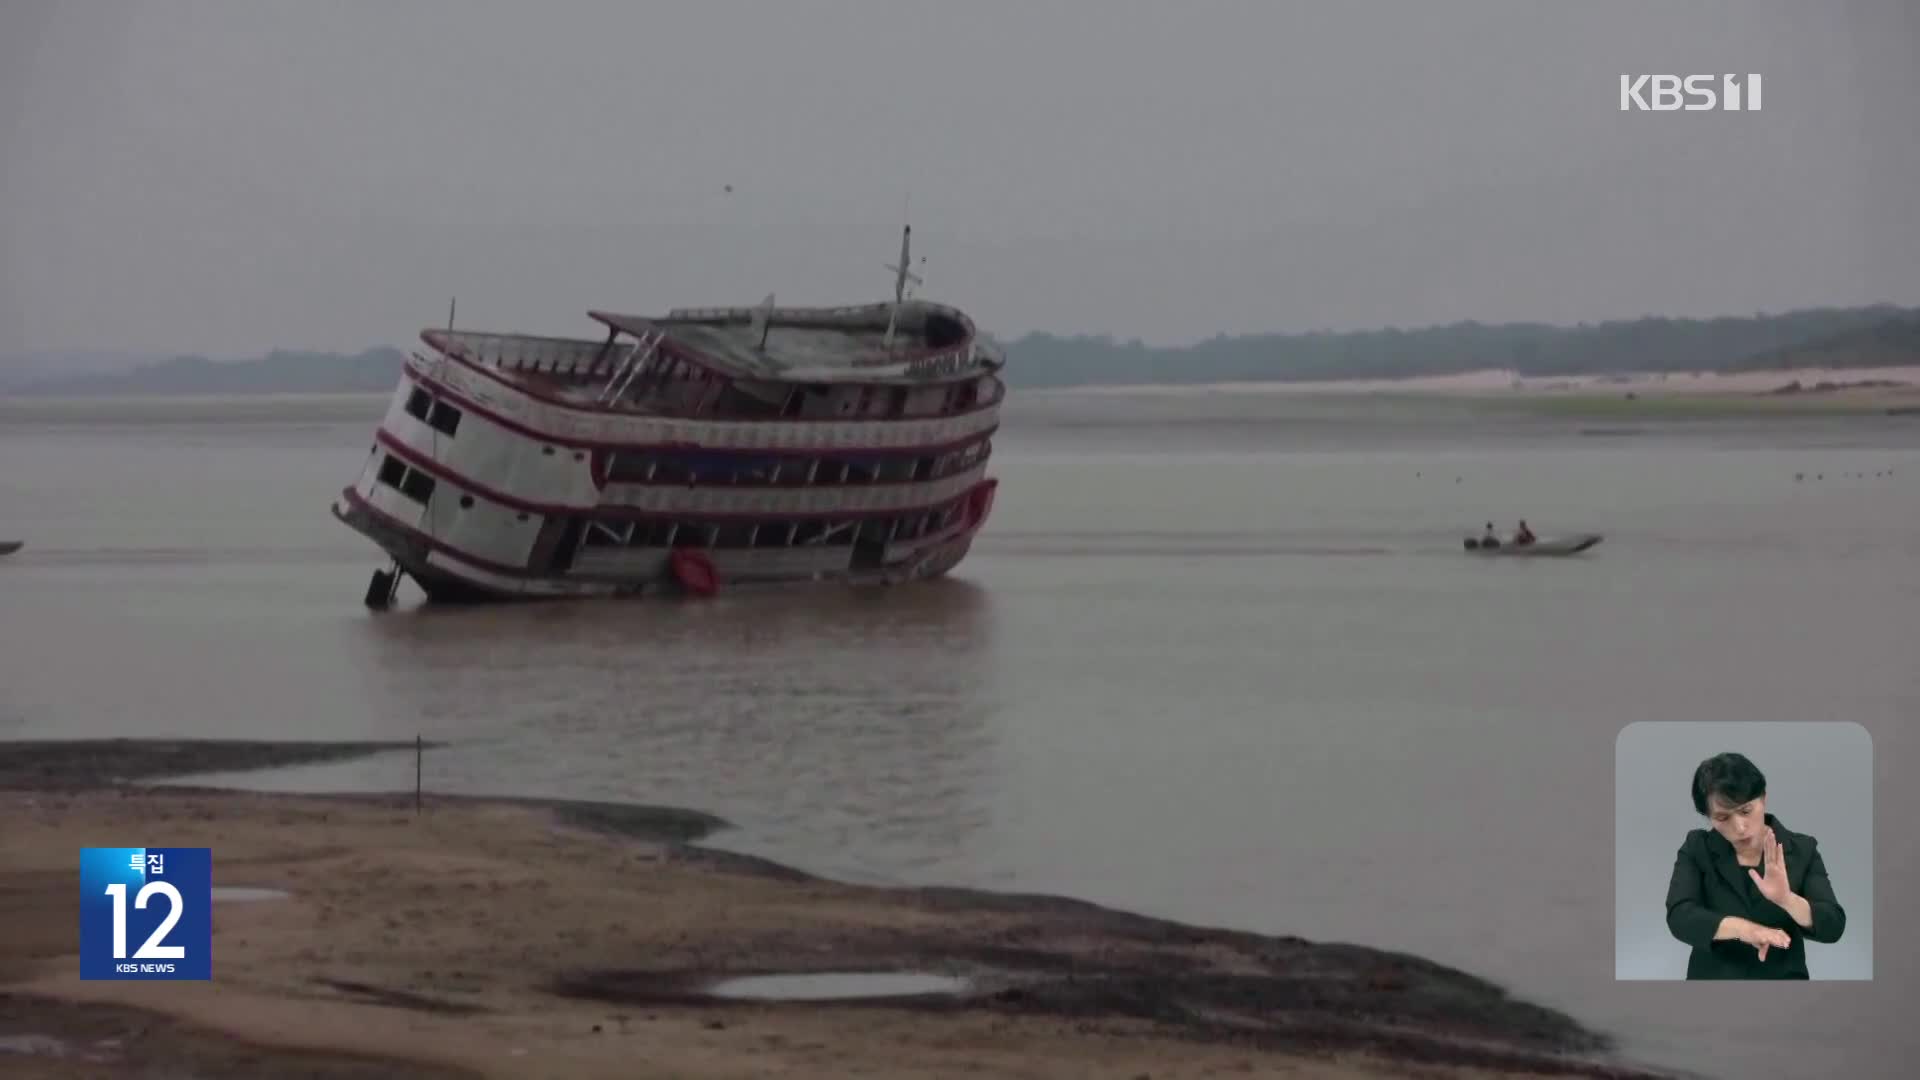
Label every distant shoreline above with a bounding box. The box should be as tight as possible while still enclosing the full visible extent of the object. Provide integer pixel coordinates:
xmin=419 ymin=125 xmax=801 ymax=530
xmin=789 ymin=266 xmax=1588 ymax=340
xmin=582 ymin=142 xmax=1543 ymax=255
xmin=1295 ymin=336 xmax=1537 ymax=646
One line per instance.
xmin=5 ymin=366 xmax=1917 ymax=430
xmin=1040 ymin=364 xmax=1920 ymax=399
xmin=7 ymin=303 xmax=1917 ymax=401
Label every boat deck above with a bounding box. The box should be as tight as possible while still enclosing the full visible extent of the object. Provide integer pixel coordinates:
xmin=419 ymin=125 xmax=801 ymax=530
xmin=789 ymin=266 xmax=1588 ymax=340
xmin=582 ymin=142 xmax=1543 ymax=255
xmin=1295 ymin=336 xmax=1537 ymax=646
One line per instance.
xmin=659 ymin=317 xmax=896 ymax=380
xmin=594 ymin=299 xmax=995 ymax=384
xmin=421 ymin=298 xmax=1002 ymax=406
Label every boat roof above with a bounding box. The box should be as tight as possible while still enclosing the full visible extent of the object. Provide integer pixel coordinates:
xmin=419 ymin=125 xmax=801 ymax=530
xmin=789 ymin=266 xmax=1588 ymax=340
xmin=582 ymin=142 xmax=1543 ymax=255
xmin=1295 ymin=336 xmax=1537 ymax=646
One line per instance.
xmin=588 ymin=300 xmax=1003 ymax=386
xmin=419 ymin=224 xmax=1004 ymax=389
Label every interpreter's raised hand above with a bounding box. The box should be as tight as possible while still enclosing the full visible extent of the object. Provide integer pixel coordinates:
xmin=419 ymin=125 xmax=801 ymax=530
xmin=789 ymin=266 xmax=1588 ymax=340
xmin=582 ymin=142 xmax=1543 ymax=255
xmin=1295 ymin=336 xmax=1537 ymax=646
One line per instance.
xmin=1749 ymin=828 xmax=1793 ymax=908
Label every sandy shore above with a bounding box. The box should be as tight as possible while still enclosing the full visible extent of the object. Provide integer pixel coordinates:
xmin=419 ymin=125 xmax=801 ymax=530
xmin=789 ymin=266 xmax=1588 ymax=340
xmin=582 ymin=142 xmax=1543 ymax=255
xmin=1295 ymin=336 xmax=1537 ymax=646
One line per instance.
xmin=1046 ymin=365 xmax=1920 ymax=402
xmin=0 ymin=740 xmax=1672 ymax=1079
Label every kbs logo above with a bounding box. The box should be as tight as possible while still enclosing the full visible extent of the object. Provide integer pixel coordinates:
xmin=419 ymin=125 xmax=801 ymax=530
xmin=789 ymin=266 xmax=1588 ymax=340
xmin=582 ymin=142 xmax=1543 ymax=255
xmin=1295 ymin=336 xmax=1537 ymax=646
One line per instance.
xmin=79 ymin=847 xmax=213 ymax=980
xmin=1620 ymin=74 xmax=1762 ymax=111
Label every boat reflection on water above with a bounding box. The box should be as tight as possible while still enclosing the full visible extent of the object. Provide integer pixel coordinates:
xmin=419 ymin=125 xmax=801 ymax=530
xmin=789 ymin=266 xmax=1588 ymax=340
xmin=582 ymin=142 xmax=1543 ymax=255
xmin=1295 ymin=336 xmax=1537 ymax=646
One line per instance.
xmin=319 ymin=578 xmax=1006 ymax=883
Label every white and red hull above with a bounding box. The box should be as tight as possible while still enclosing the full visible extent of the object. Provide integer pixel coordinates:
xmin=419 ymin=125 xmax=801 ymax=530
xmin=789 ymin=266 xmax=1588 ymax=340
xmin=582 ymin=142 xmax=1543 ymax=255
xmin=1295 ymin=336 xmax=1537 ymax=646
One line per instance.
xmin=335 ymin=341 xmax=1001 ymax=604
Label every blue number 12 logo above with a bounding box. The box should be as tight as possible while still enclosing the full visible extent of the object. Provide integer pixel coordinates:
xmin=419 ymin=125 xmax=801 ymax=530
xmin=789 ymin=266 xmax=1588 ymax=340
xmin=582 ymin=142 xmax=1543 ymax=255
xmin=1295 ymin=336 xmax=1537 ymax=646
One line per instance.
xmin=80 ymin=848 xmax=212 ymax=980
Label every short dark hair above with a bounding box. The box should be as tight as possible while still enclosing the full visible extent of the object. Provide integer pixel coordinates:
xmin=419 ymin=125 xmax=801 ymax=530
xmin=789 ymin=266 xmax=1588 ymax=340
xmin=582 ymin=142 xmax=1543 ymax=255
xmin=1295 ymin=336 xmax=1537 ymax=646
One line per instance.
xmin=1691 ymin=752 xmax=1767 ymax=815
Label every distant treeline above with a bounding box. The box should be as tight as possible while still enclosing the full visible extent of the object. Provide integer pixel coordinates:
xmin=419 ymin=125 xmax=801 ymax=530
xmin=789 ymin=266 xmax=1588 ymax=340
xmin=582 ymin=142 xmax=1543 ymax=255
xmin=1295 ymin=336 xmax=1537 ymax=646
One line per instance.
xmin=6 ymin=305 xmax=1917 ymax=396
xmin=7 ymin=349 xmax=408 ymax=396
xmin=998 ymin=305 xmax=1920 ymax=388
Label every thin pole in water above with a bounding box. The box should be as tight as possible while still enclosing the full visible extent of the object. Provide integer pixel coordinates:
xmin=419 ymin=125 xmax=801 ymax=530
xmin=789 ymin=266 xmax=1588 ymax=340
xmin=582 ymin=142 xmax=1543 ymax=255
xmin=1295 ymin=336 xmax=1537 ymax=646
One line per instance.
xmin=415 ymin=735 xmax=423 ymax=814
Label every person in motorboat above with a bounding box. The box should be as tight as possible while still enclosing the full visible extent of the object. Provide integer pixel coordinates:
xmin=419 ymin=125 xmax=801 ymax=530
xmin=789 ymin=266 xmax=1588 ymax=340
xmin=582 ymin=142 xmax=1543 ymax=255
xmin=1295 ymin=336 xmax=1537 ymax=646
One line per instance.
xmin=1513 ymin=520 xmax=1536 ymax=546
xmin=1482 ymin=522 xmax=1499 ymax=546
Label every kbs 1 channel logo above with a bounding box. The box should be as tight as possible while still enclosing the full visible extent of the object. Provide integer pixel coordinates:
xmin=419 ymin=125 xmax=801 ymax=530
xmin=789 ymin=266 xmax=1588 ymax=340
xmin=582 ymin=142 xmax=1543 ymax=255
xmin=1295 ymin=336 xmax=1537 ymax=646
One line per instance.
xmin=79 ymin=848 xmax=213 ymax=980
xmin=1620 ymin=73 xmax=1762 ymax=112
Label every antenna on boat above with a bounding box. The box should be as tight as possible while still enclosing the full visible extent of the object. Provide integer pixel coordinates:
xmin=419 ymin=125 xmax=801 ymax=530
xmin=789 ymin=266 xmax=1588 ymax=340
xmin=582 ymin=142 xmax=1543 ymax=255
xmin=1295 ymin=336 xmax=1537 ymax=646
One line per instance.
xmin=882 ymin=214 xmax=922 ymax=350
xmin=431 ymin=298 xmax=457 ymax=383
xmin=750 ymin=292 xmax=776 ymax=351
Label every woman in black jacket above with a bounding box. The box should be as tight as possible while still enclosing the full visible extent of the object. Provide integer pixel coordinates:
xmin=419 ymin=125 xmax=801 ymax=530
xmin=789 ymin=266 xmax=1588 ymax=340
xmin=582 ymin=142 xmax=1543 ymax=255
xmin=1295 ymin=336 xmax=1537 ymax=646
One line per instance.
xmin=1665 ymin=752 xmax=1847 ymax=979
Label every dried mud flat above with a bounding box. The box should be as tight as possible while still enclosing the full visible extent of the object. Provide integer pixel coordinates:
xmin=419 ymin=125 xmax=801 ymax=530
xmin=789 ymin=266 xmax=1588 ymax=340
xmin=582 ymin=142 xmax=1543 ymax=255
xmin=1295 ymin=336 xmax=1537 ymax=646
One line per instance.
xmin=0 ymin=739 xmax=1676 ymax=1079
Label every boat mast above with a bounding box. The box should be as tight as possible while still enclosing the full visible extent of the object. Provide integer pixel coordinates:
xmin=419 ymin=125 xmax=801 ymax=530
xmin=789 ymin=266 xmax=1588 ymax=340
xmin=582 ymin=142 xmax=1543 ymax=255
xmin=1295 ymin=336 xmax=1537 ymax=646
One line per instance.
xmin=882 ymin=218 xmax=921 ymax=350
xmin=750 ymin=292 xmax=776 ymax=351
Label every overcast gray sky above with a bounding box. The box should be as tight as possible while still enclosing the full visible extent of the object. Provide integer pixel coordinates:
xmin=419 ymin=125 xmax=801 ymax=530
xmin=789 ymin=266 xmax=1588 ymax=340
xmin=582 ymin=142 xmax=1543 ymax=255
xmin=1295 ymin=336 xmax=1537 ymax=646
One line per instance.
xmin=2 ymin=0 xmax=1916 ymax=357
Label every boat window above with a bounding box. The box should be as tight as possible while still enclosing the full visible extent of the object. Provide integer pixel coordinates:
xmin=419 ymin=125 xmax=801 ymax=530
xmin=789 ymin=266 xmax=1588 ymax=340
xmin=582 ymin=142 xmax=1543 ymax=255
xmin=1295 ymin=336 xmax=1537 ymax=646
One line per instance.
xmin=377 ymin=455 xmax=408 ymax=488
xmin=405 ymin=387 xmax=431 ymax=421
xmin=582 ymin=520 xmax=629 ymax=548
xmin=651 ymin=460 xmax=692 ymax=485
xmin=428 ymin=401 xmax=462 ymax=437
xmin=375 ymin=454 xmax=436 ymax=506
xmin=398 ymin=470 xmax=437 ymax=505
xmin=671 ymin=523 xmax=715 ymax=548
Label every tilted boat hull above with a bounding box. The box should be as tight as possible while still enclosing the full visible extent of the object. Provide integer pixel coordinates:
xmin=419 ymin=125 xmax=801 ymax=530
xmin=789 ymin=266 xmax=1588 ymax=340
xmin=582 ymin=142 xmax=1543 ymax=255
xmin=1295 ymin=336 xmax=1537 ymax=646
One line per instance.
xmin=333 ymin=256 xmax=1006 ymax=607
xmin=333 ymin=483 xmax=989 ymax=605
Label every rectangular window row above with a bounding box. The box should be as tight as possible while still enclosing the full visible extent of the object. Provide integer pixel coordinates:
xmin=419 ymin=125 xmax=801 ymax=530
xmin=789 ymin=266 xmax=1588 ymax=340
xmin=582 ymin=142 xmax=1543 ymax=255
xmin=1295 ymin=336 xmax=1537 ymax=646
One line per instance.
xmin=621 ymin=369 xmax=990 ymax=422
xmin=601 ymin=439 xmax=990 ymax=488
xmin=574 ymin=500 xmax=967 ymax=552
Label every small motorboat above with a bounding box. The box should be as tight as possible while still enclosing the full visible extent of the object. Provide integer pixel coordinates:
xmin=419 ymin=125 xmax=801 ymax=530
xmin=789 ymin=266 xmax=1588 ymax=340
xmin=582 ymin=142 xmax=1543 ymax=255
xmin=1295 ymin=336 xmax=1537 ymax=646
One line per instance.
xmin=0 ymin=540 xmax=22 ymax=557
xmin=1464 ymin=533 xmax=1601 ymax=556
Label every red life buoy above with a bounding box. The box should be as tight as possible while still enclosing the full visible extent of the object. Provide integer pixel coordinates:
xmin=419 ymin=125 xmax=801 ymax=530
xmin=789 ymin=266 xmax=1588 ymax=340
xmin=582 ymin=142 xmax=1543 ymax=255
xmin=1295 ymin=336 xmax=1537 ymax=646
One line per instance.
xmin=670 ymin=548 xmax=719 ymax=596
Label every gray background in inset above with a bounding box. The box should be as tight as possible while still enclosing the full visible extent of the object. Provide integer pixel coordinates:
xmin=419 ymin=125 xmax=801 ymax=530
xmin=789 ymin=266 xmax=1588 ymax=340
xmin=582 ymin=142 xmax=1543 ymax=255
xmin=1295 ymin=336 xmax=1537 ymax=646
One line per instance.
xmin=1615 ymin=721 xmax=1873 ymax=980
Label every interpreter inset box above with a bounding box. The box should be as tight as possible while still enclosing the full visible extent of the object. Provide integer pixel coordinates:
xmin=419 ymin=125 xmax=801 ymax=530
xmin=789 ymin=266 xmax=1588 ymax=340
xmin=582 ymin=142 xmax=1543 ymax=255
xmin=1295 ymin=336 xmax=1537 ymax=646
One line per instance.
xmin=1615 ymin=722 xmax=1871 ymax=981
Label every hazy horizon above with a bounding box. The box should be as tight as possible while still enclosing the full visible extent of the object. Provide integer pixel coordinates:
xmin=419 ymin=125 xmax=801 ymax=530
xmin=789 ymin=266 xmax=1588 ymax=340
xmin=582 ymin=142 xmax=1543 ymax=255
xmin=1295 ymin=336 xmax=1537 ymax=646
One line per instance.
xmin=4 ymin=0 xmax=1918 ymax=358
xmin=9 ymin=299 xmax=1920 ymax=373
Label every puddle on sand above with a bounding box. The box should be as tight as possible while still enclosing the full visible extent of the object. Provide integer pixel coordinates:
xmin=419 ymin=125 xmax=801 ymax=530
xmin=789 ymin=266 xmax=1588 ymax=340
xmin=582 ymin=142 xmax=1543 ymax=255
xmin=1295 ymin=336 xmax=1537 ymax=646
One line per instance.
xmin=0 ymin=1033 xmax=126 ymax=1065
xmin=705 ymin=972 xmax=970 ymax=1001
xmin=0 ymin=1034 xmax=73 ymax=1057
xmin=212 ymin=886 xmax=290 ymax=902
